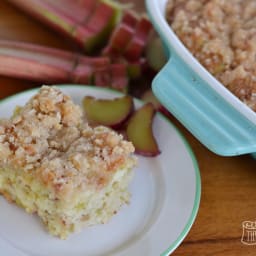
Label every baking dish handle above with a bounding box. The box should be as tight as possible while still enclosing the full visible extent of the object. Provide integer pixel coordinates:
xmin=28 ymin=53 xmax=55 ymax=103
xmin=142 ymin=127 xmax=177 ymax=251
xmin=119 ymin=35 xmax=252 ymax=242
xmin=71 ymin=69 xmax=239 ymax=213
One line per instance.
xmin=152 ymin=54 xmax=256 ymax=156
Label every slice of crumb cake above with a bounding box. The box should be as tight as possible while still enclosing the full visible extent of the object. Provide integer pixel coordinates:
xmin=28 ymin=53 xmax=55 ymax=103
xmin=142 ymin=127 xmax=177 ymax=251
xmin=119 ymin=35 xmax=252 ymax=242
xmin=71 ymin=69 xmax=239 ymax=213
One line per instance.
xmin=0 ymin=86 xmax=136 ymax=239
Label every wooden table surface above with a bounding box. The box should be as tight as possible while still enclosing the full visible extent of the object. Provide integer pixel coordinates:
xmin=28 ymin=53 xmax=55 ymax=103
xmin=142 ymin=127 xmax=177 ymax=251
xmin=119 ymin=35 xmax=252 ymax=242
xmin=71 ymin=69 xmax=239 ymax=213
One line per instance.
xmin=0 ymin=1 xmax=255 ymax=256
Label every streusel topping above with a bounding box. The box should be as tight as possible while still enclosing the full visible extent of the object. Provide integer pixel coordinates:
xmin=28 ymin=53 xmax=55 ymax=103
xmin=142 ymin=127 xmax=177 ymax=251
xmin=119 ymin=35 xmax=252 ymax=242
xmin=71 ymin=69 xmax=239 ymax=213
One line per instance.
xmin=166 ymin=0 xmax=256 ymax=110
xmin=0 ymin=86 xmax=135 ymax=195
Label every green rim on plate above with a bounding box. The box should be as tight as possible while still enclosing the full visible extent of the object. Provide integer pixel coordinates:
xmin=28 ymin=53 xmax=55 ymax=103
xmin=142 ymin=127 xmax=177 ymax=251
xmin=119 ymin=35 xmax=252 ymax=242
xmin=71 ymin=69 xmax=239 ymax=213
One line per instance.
xmin=157 ymin=113 xmax=201 ymax=256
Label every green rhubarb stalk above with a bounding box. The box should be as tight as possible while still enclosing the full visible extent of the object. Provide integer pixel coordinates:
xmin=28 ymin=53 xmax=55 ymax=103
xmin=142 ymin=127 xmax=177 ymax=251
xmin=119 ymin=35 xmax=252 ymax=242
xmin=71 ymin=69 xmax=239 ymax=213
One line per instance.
xmin=7 ymin=0 xmax=124 ymax=53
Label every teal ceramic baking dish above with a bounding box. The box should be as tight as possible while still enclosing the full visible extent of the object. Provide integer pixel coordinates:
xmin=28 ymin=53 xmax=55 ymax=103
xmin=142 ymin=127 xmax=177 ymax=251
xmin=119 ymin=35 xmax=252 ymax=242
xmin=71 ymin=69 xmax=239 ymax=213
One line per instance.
xmin=146 ymin=0 xmax=256 ymax=156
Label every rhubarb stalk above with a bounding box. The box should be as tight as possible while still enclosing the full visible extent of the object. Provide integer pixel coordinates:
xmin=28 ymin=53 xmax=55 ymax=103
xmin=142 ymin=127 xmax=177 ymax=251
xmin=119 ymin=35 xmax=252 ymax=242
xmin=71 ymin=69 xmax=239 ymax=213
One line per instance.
xmin=7 ymin=0 xmax=123 ymax=52
xmin=3 ymin=1 xmax=154 ymax=91
xmin=0 ymin=39 xmax=107 ymax=84
xmin=0 ymin=39 xmax=130 ymax=89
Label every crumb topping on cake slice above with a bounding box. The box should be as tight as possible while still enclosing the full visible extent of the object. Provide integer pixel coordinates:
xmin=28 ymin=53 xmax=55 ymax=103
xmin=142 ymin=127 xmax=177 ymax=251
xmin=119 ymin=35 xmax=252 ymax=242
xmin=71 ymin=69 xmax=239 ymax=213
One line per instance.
xmin=0 ymin=86 xmax=136 ymax=198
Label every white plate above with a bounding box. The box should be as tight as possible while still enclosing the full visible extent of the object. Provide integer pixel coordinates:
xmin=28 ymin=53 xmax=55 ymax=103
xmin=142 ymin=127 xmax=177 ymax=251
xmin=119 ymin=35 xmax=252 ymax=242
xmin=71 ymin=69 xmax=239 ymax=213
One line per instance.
xmin=0 ymin=85 xmax=201 ymax=256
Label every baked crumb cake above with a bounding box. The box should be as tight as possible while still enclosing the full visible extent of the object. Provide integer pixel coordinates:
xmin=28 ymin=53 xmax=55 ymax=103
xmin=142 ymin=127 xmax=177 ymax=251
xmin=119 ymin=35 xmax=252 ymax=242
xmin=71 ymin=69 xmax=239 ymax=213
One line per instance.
xmin=0 ymin=86 xmax=136 ymax=239
xmin=166 ymin=0 xmax=256 ymax=111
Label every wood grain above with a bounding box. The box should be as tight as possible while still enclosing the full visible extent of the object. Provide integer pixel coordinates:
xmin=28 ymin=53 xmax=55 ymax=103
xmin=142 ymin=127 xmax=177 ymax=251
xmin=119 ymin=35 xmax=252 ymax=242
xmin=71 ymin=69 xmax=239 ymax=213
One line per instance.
xmin=0 ymin=1 xmax=255 ymax=255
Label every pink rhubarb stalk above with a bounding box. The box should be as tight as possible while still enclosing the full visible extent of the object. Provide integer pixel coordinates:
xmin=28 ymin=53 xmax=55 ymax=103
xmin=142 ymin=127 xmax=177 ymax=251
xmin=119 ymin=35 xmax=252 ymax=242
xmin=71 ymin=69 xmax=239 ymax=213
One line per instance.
xmin=0 ymin=39 xmax=110 ymax=84
xmin=7 ymin=0 xmax=122 ymax=52
xmin=0 ymin=39 xmax=130 ymax=91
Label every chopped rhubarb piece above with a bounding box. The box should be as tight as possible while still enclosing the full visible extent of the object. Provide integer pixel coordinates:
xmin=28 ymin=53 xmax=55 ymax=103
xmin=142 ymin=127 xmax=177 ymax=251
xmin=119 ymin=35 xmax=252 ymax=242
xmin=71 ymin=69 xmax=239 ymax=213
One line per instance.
xmin=0 ymin=39 xmax=109 ymax=84
xmin=124 ymin=16 xmax=153 ymax=61
xmin=70 ymin=55 xmax=110 ymax=84
xmin=94 ymin=69 xmax=110 ymax=87
xmin=103 ymin=10 xmax=153 ymax=63
xmin=121 ymin=10 xmax=139 ymax=28
xmin=8 ymin=0 xmax=122 ymax=52
xmin=110 ymin=63 xmax=129 ymax=91
xmin=146 ymin=36 xmax=167 ymax=71
xmin=80 ymin=2 xmax=119 ymax=52
xmin=83 ymin=95 xmax=134 ymax=129
xmin=124 ymin=37 xmax=145 ymax=61
xmin=126 ymin=103 xmax=161 ymax=157
xmin=134 ymin=16 xmax=153 ymax=42
xmin=127 ymin=58 xmax=147 ymax=79
xmin=85 ymin=2 xmax=114 ymax=32
xmin=94 ymin=63 xmax=128 ymax=92
xmin=102 ymin=23 xmax=134 ymax=55
xmin=102 ymin=10 xmax=139 ymax=55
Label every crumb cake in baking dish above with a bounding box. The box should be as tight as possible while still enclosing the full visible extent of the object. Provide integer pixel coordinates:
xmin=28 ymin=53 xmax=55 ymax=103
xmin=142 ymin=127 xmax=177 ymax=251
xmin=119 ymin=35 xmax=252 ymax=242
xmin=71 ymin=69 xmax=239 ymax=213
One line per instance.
xmin=0 ymin=86 xmax=137 ymax=239
xmin=166 ymin=0 xmax=256 ymax=111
